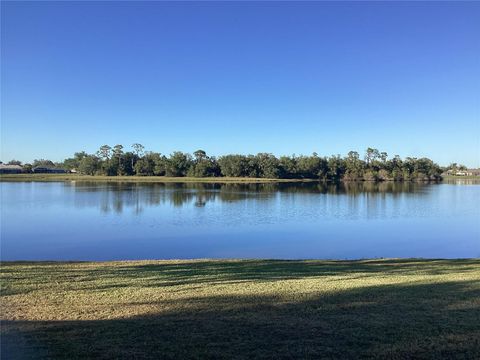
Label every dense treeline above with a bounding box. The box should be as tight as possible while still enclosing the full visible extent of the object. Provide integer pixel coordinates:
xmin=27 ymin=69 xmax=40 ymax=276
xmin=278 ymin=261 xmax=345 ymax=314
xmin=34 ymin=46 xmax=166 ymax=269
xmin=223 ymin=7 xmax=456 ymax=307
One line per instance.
xmin=3 ymin=144 xmax=447 ymax=181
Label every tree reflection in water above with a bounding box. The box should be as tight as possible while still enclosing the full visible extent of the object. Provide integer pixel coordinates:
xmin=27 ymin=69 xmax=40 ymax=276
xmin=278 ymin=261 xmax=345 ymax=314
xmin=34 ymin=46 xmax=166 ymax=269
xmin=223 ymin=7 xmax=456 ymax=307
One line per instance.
xmin=66 ymin=181 xmax=432 ymax=214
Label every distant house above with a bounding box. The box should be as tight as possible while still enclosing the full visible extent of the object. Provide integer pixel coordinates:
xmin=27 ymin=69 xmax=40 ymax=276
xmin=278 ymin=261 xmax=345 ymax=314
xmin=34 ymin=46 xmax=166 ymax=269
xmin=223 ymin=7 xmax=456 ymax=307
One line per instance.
xmin=32 ymin=167 xmax=67 ymax=174
xmin=0 ymin=164 xmax=23 ymax=174
xmin=445 ymin=169 xmax=480 ymax=177
xmin=454 ymin=170 xmax=472 ymax=176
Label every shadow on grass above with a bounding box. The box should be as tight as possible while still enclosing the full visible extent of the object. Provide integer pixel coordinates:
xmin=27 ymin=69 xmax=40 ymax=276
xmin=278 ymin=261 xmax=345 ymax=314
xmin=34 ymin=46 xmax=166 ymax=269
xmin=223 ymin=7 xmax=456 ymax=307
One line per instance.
xmin=2 ymin=278 xmax=480 ymax=359
xmin=2 ymin=259 xmax=480 ymax=295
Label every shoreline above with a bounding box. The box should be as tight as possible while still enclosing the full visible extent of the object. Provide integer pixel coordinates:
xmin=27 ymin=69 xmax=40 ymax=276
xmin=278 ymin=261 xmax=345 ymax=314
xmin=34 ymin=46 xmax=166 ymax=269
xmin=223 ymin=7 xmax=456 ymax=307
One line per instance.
xmin=1 ymin=257 xmax=478 ymax=263
xmin=0 ymin=173 xmax=460 ymax=183
xmin=0 ymin=174 xmax=316 ymax=183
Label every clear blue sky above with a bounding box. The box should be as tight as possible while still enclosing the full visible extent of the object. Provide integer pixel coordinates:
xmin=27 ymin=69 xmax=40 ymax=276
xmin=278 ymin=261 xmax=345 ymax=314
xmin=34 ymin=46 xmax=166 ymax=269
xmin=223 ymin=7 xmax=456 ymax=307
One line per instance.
xmin=1 ymin=1 xmax=479 ymax=167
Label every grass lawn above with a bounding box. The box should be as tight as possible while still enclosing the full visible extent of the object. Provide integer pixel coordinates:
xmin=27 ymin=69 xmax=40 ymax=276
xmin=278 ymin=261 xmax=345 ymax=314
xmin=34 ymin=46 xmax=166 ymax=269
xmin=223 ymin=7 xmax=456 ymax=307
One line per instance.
xmin=1 ymin=259 xmax=479 ymax=359
xmin=443 ymin=175 xmax=480 ymax=181
xmin=0 ymin=174 xmax=314 ymax=183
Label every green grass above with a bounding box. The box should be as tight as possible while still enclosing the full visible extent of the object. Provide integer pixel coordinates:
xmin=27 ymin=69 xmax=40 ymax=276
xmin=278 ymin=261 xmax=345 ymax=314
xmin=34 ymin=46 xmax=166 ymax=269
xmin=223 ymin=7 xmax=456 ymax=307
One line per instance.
xmin=443 ymin=175 xmax=480 ymax=180
xmin=0 ymin=173 xmax=314 ymax=183
xmin=1 ymin=259 xmax=479 ymax=359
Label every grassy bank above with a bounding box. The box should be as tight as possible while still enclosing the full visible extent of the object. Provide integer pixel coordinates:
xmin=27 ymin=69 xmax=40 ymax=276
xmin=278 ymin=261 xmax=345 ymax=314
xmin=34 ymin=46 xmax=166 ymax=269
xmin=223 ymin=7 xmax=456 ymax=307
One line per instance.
xmin=1 ymin=259 xmax=479 ymax=359
xmin=1 ymin=174 xmax=459 ymax=184
xmin=0 ymin=173 xmax=314 ymax=183
xmin=443 ymin=175 xmax=480 ymax=180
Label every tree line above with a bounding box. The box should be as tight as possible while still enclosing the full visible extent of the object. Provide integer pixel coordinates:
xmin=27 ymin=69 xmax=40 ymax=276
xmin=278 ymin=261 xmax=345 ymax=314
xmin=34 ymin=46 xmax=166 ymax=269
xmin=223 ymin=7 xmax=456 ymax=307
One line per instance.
xmin=3 ymin=144 xmax=450 ymax=181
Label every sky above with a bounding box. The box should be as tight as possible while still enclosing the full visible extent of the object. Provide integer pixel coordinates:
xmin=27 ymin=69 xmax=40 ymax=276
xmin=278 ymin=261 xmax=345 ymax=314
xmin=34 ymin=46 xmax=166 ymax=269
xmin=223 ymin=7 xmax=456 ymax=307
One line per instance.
xmin=1 ymin=1 xmax=479 ymax=167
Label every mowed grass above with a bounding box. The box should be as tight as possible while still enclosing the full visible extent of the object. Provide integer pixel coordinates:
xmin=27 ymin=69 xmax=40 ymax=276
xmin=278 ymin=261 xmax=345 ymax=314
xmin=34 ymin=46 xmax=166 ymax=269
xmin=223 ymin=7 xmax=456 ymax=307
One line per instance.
xmin=1 ymin=259 xmax=479 ymax=359
xmin=443 ymin=175 xmax=480 ymax=181
xmin=0 ymin=174 xmax=313 ymax=183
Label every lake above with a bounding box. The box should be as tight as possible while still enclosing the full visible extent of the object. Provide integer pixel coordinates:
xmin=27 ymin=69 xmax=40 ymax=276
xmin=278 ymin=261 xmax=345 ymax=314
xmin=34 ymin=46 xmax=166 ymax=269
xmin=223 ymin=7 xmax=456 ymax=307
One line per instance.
xmin=1 ymin=180 xmax=479 ymax=260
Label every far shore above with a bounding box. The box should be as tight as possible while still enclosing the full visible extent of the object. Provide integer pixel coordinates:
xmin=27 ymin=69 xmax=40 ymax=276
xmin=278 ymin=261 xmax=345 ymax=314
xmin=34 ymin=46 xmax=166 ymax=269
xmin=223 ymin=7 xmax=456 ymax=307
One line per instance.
xmin=0 ymin=173 xmax=467 ymax=183
xmin=0 ymin=173 xmax=317 ymax=183
xmin=442 ymin=175 xmax=480 ymax=180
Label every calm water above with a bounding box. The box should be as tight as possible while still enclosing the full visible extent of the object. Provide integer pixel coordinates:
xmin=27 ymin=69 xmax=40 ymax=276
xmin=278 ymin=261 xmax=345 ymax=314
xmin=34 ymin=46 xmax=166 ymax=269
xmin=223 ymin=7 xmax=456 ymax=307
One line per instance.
xmin=1 ymin=181 xmax=479 ymax=260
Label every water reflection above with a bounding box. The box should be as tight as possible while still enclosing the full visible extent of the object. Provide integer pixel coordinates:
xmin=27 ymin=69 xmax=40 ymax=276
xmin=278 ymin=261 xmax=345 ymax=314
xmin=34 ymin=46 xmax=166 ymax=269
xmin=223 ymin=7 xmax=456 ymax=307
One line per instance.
xmin=1 ymin=181 xmax=479 ymax=260
xmin=443 ymin=178 xmax=480 ymax=185
xmin=66 ymin=181 xmax=431 ymax=214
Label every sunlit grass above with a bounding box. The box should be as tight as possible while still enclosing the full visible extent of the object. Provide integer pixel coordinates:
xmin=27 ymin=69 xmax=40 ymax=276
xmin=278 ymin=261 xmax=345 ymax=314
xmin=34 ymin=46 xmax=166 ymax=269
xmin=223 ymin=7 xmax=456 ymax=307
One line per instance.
xmin=1 ymin=259 xmax=479 ymax=358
